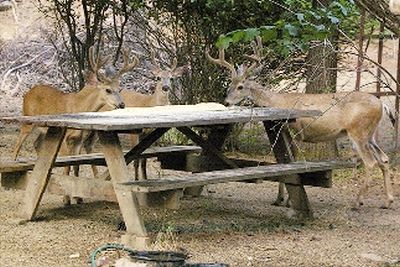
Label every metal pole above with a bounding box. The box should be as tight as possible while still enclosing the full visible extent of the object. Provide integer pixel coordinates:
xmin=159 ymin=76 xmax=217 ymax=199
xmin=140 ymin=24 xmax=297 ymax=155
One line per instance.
xmin=376 ymin=22 xmax=384 ymax=95
xmin=395 ymin=40 xmax=400 ymax=149
xmin=355 ymin=8 xmax=366 ymax=91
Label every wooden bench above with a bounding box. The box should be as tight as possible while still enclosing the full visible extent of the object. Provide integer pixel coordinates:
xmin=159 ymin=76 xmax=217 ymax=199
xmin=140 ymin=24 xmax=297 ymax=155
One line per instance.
xmin=0 ymin=145 xmax=202 ymax=173
xmin=116 ymin=160 xmax=356 ymax=209
xmin=0 ymin=145 xmax=202 ymax=202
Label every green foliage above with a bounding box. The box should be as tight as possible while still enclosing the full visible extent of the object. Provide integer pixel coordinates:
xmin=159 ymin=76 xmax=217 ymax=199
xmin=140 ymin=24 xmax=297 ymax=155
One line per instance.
xmin=217 ymin=0 xmax=357 ymax=57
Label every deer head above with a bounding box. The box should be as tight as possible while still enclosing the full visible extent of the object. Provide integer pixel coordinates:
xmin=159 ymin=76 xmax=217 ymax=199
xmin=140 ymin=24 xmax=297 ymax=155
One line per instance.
xmin=206 ymin=36 xmax=264 ymax=106
xmin=87 ymin=46 xmax=139 ymax=109
xmin=149 ymin=49 xmax=188 ymax=104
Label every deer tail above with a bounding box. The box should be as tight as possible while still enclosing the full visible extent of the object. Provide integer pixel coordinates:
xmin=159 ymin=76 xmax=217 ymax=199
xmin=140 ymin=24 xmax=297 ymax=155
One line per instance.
xmin=383 ymin=104 xmax=396 ymax=127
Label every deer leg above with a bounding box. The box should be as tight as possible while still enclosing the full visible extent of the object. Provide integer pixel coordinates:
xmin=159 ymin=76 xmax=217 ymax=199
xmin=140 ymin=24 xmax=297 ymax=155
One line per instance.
xmin=13 ymin=124 xmax=34 ymax=160
xmin=83 ymin=131 xmax=99 ymax=178
xmin=350 ymin=137 xmax=378 ymax=207
xmin=370 ymin=142 xmax=393 ymax=208
xmin=140 ymin=158 xmax=147 ymax=180
xmin=273 ymin=182 xmax=286 ymax=206
xmin=134 ymin=160 xmax=140 ymax=180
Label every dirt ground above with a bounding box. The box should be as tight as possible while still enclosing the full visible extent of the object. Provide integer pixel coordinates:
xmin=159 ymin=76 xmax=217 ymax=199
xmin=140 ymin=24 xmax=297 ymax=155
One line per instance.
xmin=1 ymin=1 xmax=400 ymax=267
xmin=1 ymin=127 xmax=400 ymax=267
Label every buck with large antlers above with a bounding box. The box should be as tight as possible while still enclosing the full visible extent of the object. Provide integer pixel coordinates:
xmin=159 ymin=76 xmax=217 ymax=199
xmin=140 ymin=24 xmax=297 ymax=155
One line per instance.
xmin=83 ymin=49 xmax=187 ymax=180
xmin=12 ymin=46 xmax=137 ymax=203
xmin=206 ymin=37 xmax=395 ymax=209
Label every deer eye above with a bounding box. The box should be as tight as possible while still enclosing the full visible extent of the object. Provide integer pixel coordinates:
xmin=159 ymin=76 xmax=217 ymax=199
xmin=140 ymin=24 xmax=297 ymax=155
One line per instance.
xmin=237 ymin=85 xmax=244 ymax=90
xmin=106 ymin=88 xmax=112 ymax=94
xmin=156 ymin=77 xmax=162 ymax=81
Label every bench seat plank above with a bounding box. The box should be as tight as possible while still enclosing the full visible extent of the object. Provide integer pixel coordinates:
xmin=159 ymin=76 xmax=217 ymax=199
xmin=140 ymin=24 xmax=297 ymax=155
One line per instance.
xmin=0 ymin=145 xmax=202 ymax=173
xmin=120 ymin=161 xmax=355 ymax=193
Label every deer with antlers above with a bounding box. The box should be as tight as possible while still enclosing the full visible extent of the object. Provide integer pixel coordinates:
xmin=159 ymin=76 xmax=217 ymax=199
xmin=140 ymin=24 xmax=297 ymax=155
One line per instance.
xmin=206 ymin=37 xmax=395 ymax=209
xmin=12 ymin=46 xmax=138 ymax=204
xmin=83 ymin=49 xmax=188 ymax=180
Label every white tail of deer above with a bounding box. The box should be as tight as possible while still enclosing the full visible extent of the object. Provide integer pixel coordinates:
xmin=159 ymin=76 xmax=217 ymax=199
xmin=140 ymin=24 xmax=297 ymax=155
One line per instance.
xmin=206 ymin=37 xmax=394 ymax=209
xmin=390 ymin=0 xmax=400 ymax=15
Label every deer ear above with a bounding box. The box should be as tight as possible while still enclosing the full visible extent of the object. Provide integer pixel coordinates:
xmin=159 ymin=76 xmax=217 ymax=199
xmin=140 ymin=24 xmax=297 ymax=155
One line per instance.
xmin=173 ymin=65 xmax=190 ymax=77
xmin=85 ymin=71 xmax=99 ymax=85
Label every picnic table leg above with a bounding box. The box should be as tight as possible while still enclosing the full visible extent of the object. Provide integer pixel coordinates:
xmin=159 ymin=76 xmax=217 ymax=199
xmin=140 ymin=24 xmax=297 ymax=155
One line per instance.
xmin=178 ymin=125 xmax=235 ymax=196
xmin=98 ymin=131 xmax=149 ymax=249
xmin=21 ymin=126 xmax=66 ymax=221
xmin=263 ymin=120 xmax=313 ymax=219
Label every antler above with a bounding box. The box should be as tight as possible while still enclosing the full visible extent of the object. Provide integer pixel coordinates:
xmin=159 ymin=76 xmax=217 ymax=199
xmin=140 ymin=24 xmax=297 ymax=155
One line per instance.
xmin=150 ymin=48 xmax=162 ymax=72
xmin=243 ymin=36 xmax=264 ymax=77
xmin=89 ymin=46 xmax=110 ymax=74
xmin=205 ymin=46 xmax=237 ymax=78
xmin=114 ymin=48 xmax=139 ymax=79
xmin=88 ymin=46 xmax=113 ymax=83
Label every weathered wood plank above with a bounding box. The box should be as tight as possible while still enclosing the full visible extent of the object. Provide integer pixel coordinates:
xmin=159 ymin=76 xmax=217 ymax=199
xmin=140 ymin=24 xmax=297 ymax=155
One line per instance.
xmin=1 ymin=107 xmax=321 ymax=131
xmin=21 ymin=127 xmax=66 ymax=220
xmin=98 ymin=131 xmax=149 ymax=249
xmin=118 ymin=161 xmax=355 ymax=193
xmin=0 ymin=146 xmax=202 ymax=173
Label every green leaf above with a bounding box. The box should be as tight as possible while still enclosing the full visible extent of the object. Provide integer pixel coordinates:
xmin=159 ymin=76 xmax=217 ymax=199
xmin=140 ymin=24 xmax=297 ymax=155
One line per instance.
xmin=260 ymin=26 xmax=277 ymax=41
xmin=243 ymin=28 xmax=261 ymax=42
xmin=216 ymin=35 xmax=233 ymax=49
xmin=328 ymin=15 xmax=340 ymax=25
xmin=284 ymin=24 xmax=298 ymax=36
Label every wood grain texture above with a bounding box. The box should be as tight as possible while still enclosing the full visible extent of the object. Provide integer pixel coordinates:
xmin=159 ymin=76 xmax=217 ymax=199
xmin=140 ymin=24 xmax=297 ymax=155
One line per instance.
xmin=0 ymin=146 xmax=201 ymax=173
xmin=1 ymin=107 xmax=321 ymax=131
xmin=118 ymin=161 xmax=355 ymax=193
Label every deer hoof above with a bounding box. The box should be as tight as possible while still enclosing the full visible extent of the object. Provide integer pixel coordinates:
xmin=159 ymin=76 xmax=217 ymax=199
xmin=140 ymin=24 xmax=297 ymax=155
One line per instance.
xmin=63 ymin=195 xmax=71 ymax=206
xmin=272 ymin=197 xmax=285 ymax=206
xmin=72 ymin=197 xmax=83 ymax=205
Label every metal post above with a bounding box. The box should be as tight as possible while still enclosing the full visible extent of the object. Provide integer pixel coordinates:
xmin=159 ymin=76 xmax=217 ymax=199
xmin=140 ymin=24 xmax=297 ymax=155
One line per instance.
xmin=355 ymin=8 xmax=366 ymax=91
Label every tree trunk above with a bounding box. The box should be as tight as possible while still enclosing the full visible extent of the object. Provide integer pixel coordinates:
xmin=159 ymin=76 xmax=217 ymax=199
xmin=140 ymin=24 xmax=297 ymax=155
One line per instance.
xmin=300 ymin=0 xmax=339 ymax=161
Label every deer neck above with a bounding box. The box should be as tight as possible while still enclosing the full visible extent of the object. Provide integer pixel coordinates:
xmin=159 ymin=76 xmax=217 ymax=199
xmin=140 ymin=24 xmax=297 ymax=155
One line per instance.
xmin=74 ymin=85 xmax=106 ymax=112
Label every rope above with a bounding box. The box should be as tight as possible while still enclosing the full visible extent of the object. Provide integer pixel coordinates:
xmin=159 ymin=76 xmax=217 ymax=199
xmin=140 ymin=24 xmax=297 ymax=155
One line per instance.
xmin=89 ymin=243 xmax=137 ymax=267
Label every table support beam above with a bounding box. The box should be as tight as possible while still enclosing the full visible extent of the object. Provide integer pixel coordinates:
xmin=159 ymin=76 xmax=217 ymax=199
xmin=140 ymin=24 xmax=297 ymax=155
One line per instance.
xmin=21 ymin=127 xmax=66 ymax=221
xmin=264 ymin=120 xmax=313 ymax=219
xmin=98 ymin=127 xmax=170 ymax=180
xmin=98 ymin=131 xmax=149 ymax=249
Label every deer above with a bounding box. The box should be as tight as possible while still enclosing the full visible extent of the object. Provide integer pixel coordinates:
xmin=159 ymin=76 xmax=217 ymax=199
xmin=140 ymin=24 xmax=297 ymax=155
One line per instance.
xmin=83 ymin=49 xmax=188 ymax=180
xmin=206 ymin=37 xmax=395 ymax=209
xmin=12 ymin=46 xmax=138 ymax=204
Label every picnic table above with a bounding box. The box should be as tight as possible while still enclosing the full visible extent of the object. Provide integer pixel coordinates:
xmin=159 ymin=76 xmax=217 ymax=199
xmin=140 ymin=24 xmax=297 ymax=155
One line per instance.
xmin=0 ymin=103 xmax=354 ymax=248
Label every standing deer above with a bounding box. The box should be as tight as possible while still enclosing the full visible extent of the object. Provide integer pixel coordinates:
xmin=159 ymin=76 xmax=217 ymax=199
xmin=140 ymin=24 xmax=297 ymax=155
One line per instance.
xmin=12 ymin=46 xmax=138 ymax=204
xmin=206 ymin=37 xmax=395 ymax=209
xmin=84 ymin=49 xmax=188 ymax=180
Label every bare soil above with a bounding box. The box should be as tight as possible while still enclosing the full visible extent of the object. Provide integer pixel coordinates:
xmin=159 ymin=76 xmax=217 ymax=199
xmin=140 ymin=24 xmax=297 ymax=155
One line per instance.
xmin=0 ymin=126 xmax=400 ymax=267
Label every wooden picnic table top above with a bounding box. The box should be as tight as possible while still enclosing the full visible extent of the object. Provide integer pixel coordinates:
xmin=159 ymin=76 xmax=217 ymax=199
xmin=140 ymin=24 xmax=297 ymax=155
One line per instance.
xmin=0 ymin=103 xmax=321 ymax=131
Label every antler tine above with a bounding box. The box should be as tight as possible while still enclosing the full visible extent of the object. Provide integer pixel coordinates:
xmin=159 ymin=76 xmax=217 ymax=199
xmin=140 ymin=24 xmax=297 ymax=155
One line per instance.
xmin=205 ymin=46 xmax=237 ymax=77
xmin=115 ymin=48 xmax=139 ymax=79
xmin=88 ymin=46 xmax=113 ymax=83
xmin=150 ymin=48 xmax=161 ymax=72
xmin=170 ymin=57 xmax=178 ymax=71
xmin=243 ymin=36 xmax=264 ymax=77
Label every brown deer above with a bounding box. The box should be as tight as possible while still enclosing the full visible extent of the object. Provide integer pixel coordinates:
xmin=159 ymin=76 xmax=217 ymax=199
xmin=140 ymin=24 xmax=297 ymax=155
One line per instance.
xmin=84 ymin=49 xmax=188 ymax=180
xmin=12 ymin=46 xmax=137 ymax=204
xmin=206 ymin=37 xmax=395 ymax=209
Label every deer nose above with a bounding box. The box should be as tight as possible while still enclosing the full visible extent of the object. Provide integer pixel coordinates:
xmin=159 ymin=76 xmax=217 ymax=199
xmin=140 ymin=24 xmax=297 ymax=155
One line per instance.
xmin=119 ymin=102 xmax=125 ymax=109
xmin=162 ymin=85 xmax=170 ymax=92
